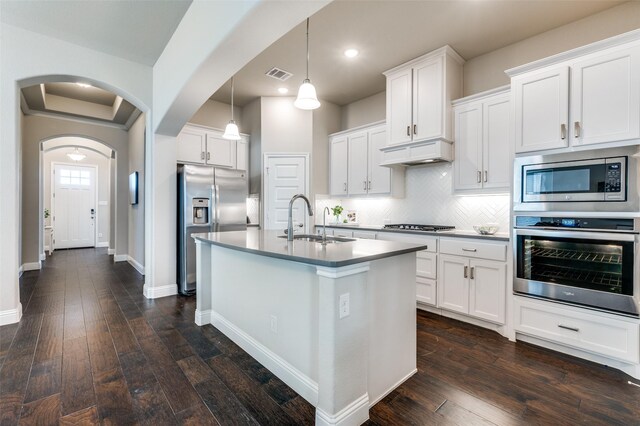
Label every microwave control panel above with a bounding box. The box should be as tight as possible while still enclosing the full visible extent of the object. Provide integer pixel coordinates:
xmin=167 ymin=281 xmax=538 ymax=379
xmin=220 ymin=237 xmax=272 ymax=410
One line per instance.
xmin=605 ymin=162 xmax=622 ymax=193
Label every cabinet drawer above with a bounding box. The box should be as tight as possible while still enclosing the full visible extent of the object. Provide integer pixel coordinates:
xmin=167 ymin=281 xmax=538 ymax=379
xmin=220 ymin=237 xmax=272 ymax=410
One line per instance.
xmin=416 ymin=277 xmax=436 ymax=306
xmin=377 ymin=233 xmax=437 ymax=253
xmin=416 ymin=251 xmax=436 ymax=279
xmin=515 ymin=297 xmax=639 ymax=363
xmin=353 ymin=230 xmax=377 ymax=239
xmin=333 ymin=230 xmax=354 ymax=238
xmin=440 ymin=238 xmax=506 ymax=261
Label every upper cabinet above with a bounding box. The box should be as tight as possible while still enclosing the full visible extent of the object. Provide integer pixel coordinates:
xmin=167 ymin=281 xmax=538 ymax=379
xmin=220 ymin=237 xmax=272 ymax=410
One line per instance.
xmin=177 ymin=123 xmax=249 ymax=171
xmin=329 ymin=122 xmax=404 ymax=198
xmin=453 ymin=88 xmax=511 ymax=192
xmin=381 ymin=46 xmax=464 ymax=166
xmin=509 ymin=34 xmax=640 ymax=154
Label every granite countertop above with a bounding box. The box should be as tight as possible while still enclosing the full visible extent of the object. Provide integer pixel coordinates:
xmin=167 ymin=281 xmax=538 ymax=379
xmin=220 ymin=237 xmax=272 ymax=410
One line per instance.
xmin=192 ymin=229 xmax=428 ymax=268
xmin=314 ymin=224 xmax=510 ymax=241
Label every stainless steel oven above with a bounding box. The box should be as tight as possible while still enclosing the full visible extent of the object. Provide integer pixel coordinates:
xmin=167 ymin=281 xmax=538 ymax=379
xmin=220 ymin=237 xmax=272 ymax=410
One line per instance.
xmin=514 ymin=147 xmax=640 ymax=212
xmin=514 ymin=216 xmax=639 ymax=317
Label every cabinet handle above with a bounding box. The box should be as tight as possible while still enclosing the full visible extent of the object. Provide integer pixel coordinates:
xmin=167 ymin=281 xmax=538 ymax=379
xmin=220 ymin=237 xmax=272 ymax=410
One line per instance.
xmin=413 ymin=124 xmax=417 ymax=135
xmin=201 ymin=152 xmax=205 ymax=160
xmin=476 ymin=171 xmax=481 ymax=183
xmin=483 ymin=170 xmax=488 ymax=183
xmin=462 ymin=248 xmax=477 ymax=252
xmin=368 ymin=180 xmax=371 ymax=190
xmin=363 ymin=180 xmax=367 ymax=190
xmin=470 ymin=266 xmax=475 ymax=280
xmin=464 ymin=265 xmax=468 ymax=278
xmin=560 ymin=124 xmax=566 ymax=140
xmin=558 ymin=324 xmax=579 ymax=332
xmin=406 ymin=125 xmax=411 ymax=136
xmin=343 ymin=182 xmax=347 ymax=192
xmin=574 ymin=121 xmax=580 ymax=138
xmin=207 ymin=152 xmax=211 ymax=160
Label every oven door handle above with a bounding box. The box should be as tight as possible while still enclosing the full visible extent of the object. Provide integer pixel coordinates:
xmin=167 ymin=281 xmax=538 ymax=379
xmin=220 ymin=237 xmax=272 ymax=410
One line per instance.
xmin=514 ymin=228 xmax=636 ymax=242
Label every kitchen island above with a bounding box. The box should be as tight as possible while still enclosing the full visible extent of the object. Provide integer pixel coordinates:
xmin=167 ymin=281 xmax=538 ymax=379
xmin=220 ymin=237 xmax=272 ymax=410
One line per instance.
xmin=193 ymin=229 xmax=428 ymax=426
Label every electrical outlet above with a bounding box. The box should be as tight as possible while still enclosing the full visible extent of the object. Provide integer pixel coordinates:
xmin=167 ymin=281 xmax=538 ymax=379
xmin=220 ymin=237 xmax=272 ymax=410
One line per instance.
xmin=270 ymin=314 xmax=278 ymax=333
xmin=98 ymin=233 xmax=103 ymax=237
xmin=339 ymin=293 xmax=350 ymax=319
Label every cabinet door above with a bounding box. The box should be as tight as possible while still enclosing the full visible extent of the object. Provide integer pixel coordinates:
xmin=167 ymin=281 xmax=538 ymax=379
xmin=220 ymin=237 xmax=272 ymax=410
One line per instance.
xmin=367 ymin=127 xmax=391 ymax=194
xmin=453 ymin=102 xmax=482 ymax=190
xmin=177 ymin=126 xmax=206 ymax=164
xmin=571 ymin=46 xmax=640 ymax=146
xmin=513 ymin=66 xmax=569 ymax=153
xmin=413 ymin=56 xmax=444 ymax=141
xmin=416 ymin=277 xmax=437 ymax=306
xmin=330 ymin=136 xmax=348 ymax=196
xmin=206 ymin=134 xmax=236 ymax=168
xmin=347 ymin=132 xmax=369 ymax=196
xmin=437 ymin=255 xmax=468 ymax=314
xmin=416 ymin=251 xmax=436 ymax=280
xmin=386 ymin=68 xmax=413 ymax=146
xmin=236 ymin=136 xmax=248 ymax=171
xmin=483 ymin=94 xmax=511 ymax=189
xmin=468 ymin=259 xmax=506 ymax=324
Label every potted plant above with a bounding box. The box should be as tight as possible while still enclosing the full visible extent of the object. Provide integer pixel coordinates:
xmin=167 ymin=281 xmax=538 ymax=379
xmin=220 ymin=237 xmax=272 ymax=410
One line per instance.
xmin=331 ymin=205 xmax=343 ymax=224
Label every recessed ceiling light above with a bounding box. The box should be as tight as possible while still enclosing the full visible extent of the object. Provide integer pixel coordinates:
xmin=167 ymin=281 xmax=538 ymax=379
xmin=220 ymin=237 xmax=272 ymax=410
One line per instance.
xmin=278 ymin=87 xmax=288 ymax=94
xmin=76 ymin=82 xmax=92 ymax=88
xmin=344 ymin=48 xmax=359 ymax=58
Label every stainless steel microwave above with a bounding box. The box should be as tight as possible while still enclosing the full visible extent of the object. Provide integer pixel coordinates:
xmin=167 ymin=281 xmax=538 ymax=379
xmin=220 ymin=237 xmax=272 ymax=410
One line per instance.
xmin=514 ymin=147 xmax=640 ymax=213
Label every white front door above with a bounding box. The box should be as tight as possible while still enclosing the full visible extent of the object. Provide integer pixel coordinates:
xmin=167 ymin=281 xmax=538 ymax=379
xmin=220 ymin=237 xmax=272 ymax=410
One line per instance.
xmin=53 ymin=164 xmax=96 ymax=249
xmin=264 ymin=155 xmax=308 ymax=231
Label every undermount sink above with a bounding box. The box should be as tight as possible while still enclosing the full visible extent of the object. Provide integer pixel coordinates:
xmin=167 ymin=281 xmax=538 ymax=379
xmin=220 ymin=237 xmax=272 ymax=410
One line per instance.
xmin=278 ymin=234 xmax=356 ymax=243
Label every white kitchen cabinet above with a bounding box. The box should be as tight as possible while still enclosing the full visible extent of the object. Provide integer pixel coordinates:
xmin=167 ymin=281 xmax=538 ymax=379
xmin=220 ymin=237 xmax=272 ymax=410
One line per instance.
xmin=509 ymin=37 xmax=640 ymax=153
xmin=330 ymin=122 xmax=402 ymax=198
xmin=386 ymin=68 xmax=413 ymax=146
xmin=416 ymin=277 xmax=437 ymax=306
xmin=438 ymin=238 xmax=507 ymax=324
xmin=177 ymin=123 xmax=249 ymax=170
xmin=453 ymin=89 xmax=511 ymax=192
xmin=352 ymin=230 xmax=377 ymax=239
xmin=330 ymin=136 xmax=348 ymax=196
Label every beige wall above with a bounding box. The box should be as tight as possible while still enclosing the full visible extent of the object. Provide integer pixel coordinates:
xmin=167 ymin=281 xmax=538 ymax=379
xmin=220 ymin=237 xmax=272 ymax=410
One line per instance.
xmin=463 ymin=1 xmax=640 ymax=95
xmin=21 ymin=115 xmax=129 ymax=265
xmin=340 ymin=91 xmax=386 ymax=131
xmin=313 ymin=102 xmax=341 ymax=195
xmin=128 ymin=113 xmax=145 ymax=270
xmin=243 ymin=98 xmax=262 ymax=195
xmin=188 ymin=99 xmax=243 ymax=132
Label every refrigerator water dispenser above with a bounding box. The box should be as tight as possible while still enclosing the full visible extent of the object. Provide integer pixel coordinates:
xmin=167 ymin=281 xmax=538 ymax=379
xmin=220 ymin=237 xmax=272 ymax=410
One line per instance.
xmin=192 ymin=198 xmax=209 ymax=224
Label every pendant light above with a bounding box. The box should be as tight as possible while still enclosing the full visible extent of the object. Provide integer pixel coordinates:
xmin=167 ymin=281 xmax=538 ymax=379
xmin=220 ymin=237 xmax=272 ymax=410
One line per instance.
xmin=67 ymin=147 xmax=86 ymax=162
xmin=294 ymin=18 xmax=320 ymax=110
xmin=223 ymin=76 xmax=241 ymax=140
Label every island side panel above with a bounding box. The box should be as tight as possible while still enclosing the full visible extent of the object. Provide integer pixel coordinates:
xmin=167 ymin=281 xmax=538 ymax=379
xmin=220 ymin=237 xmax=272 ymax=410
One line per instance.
xmin=195 ymin=239 xmax=212 ymax=325
xmin=367 ymin=253 xmax=417 ymax=406
xmin=207 ymin=244 xmax=320 ymax=404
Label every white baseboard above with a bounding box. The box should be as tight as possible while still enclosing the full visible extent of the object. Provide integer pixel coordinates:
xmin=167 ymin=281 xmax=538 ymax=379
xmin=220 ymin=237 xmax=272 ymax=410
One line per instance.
xmin=195 ymin=309 xmax=212 ymax=326
xmin=143 ymin=283 xmax=177 ymax=299
xmin=0 ymin=303 xmax=22 ymax=326
xmin=96 ymin=242 xmax=109 ymax=248
xmin=108 ymin=248 xmax=115 ymax=255
xmin=127 ymin=256 xmax=145 ymax=275
xmin=40 ymin=252 xmax=46 ymax=261
xmin=212 ymin=310 xmax=319 ymax=406
xmin=369 ymin=368 xmax=416 ymax=408
xmin=113 ymin=254 xmax=127 ymax=262
xmin=22 ymin=261 xmax=41 ymax=272
xmin=316 ymin=393 xmax=370 ymax=426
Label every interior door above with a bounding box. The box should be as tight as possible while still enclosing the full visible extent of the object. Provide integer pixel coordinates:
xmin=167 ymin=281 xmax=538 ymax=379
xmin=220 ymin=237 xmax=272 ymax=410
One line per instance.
xmin=53 ymin=164 xmax=96 ymax=249
xmin=264 ymin=155 xmax=308 ymax=231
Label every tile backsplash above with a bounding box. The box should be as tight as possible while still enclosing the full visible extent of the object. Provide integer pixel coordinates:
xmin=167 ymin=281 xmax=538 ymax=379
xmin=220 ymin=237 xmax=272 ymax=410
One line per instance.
xmin=316 ymin=162 xmax=511 ymax=232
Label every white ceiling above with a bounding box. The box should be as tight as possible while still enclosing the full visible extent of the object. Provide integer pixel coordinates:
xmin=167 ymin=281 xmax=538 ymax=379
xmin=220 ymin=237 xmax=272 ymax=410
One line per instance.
xmin=0 ymin=0 xmax=192 ymax=66
xmin=210 ymin=0 xmax=625 ymax=107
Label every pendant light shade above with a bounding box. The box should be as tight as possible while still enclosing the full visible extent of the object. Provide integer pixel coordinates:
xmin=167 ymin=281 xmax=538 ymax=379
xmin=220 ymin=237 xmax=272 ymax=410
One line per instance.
xmin=67 ymin=147 xmax=86 ymax=162
xmin=223 ymin=76 xmax=242 ymax=140
xmin=295 ymin=18 xmax=320 ymax=110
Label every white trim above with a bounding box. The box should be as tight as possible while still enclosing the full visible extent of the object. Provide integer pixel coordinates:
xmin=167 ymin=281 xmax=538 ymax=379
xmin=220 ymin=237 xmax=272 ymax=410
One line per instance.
xmin=40 ymin=252 xmax=46 ymax=261
xmin=316 ymin=393 xmax=370 ymax=426
xmin=143 ymin=283 xmax=177 ymax=299
xmin=383 ymin=45 xmax=465 ymax=76
xmin=316 ymin=263 xmax=370 ymax=279
xmin=369 ymin=368 xmax=417 ymax=408
xmin=418 ymin=303 xmax=508 ymax=338
xmin=195 ymin=309 xmax=212 ymax=326
xmin=113 ymin=254 xmax=128 ymax=262
xmin=108 ymin=248 xmax=115 ymax=255
xmin=329 ymin=120 xmax=385 ymax=138
xmin=182 ymin=121 xmax=250 ymax=138
xmin=96 ymin=242 xmax=109 ymax=248
xmin=22 ymin=261 xmax=41 ymax=271
xmin=452 ymin=85 xmax=510 ymax=106
xmin=127 ymin=255 xmax=145 ymax=275
xmin=0 ymin=304 xmax=23 ymax=326
xmin=212 ymin=310 xmax=319 ymax=405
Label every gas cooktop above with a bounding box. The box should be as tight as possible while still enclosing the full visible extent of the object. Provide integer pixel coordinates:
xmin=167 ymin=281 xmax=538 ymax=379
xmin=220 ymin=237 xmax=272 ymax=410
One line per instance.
xmin=383 ymin=224 xmax=455 ymax=232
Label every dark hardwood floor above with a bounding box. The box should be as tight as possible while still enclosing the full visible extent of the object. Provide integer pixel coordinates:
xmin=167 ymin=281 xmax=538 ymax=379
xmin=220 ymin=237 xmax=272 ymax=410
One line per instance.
xmin=1 ymin=248 xmax=639 ymax=425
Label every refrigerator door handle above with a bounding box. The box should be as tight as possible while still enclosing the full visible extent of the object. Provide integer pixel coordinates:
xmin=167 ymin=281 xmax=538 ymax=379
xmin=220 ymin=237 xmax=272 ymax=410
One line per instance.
xmin=211 ymin=184 xmax=219 ymax=232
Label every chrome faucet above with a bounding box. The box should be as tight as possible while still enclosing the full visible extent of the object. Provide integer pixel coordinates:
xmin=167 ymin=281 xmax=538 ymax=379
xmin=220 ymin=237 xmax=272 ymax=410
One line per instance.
xmin=287 ymin=194 xmax=314 ymax=241
xmin=321 ymin=206 xmax=330 ymax=245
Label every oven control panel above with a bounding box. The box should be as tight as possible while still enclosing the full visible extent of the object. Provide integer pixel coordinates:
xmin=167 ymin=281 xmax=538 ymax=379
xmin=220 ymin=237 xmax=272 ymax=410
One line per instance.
xmin=515 ymin=216 xmax=636 ymax=231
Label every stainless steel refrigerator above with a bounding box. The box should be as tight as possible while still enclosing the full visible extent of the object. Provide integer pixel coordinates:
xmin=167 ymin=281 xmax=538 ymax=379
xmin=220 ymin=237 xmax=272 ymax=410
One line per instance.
xmin=177 ymin=164 xmax=247 ymax=295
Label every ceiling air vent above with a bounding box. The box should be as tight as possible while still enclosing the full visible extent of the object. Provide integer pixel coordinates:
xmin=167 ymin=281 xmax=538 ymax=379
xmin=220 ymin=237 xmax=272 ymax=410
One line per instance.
xmin=265 ymin=67 xmax=293 ymax=81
